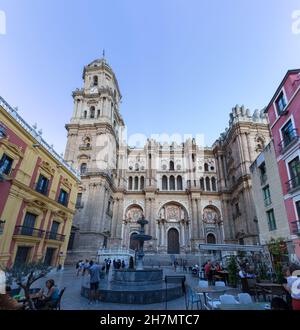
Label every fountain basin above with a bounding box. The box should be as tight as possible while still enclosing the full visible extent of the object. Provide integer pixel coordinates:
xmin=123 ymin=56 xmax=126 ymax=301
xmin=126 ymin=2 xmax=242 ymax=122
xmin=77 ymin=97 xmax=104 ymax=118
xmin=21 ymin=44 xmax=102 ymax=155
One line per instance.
xmin=112 ymin=269 xmax=162 ymax=286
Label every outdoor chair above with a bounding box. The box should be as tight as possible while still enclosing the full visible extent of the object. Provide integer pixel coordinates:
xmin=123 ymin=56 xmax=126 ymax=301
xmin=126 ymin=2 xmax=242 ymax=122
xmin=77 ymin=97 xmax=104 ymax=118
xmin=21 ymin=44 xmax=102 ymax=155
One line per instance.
xmin=50 ymin=287 xmax=66 ymax=310
xmin=242 ymin=278 xmax=265 ymax=302
xmin=186 ymin=286 xmax=202 ymax=310
xmin=238 ymin=293 xmax=253 ymax=304
xmin=219 ymin=294 xmax=239 ymax=305
xmin=198 ymin=280 xmax=208 ymax=288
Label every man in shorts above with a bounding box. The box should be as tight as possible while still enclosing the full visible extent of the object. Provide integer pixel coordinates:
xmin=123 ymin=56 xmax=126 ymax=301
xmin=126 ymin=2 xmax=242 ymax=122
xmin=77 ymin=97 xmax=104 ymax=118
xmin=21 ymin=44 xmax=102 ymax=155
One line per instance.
xmin=88 ymin=260 xmax=101 ymax=304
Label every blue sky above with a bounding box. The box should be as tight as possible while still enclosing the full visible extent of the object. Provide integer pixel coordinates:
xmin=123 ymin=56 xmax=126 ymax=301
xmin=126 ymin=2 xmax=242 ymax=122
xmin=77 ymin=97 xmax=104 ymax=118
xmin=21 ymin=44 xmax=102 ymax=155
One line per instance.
xmin=0 ymin=0 xmax=300 ymax=153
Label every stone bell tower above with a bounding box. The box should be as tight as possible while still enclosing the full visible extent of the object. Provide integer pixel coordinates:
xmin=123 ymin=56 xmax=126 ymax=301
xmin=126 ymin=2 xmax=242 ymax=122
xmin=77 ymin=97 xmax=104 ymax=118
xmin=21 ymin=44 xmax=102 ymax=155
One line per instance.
xmin=64 ymin=55 xmax=125 ymax=261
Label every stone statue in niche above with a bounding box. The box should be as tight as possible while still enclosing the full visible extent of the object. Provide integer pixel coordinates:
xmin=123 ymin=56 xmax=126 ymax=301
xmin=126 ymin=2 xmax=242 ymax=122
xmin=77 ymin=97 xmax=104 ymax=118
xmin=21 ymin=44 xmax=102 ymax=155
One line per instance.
xmin=160 ymin=207 xmax=165 ymax=219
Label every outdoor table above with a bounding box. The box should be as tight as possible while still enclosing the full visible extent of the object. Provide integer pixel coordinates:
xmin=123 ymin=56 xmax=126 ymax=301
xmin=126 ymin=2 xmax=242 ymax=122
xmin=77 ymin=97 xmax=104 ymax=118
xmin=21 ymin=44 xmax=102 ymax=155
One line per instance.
xmin=193 ymin=286 xmax=231 ymax=309
xmin=215 ymin=271 xmax=229 ymax=285
xmin=255 ymin=283 xmax=283 ymax=288
xmin=219 ymin=302 xmax=270 ymax=310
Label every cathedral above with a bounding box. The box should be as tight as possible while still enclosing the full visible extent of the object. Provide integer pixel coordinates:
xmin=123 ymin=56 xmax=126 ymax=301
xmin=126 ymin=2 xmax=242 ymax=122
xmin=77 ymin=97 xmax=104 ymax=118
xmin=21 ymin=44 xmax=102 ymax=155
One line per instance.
xmin=64 ymin=56 xmax=271 ymax=262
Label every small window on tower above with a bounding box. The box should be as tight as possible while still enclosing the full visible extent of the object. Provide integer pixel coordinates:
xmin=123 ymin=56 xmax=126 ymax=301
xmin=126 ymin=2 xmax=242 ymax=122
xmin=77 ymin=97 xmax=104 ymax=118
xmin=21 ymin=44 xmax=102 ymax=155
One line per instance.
xmin=97 ymin=110 xmax=100 ymax=118
xmin=90 ymin=107 xmax=95 ymax=118
xmin=93 ymin=76 xmax=98 ymax=86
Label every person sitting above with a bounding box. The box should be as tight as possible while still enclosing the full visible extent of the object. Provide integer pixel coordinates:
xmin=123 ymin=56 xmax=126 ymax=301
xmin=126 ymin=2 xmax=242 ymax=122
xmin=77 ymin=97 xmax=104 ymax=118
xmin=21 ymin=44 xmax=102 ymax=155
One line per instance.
xmin=0 ymin=285 xmax=23 ymax=310
xmin=33 ymin=279 xmax=59 ymax=310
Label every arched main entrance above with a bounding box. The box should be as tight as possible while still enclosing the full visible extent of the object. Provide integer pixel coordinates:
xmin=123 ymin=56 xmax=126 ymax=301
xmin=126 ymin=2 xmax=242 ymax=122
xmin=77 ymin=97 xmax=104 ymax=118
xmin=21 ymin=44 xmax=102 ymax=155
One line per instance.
xmin=167 ymin=228 xmax=180 ymax=254
xmin=129 ymin=232 xmax=139 ymax=251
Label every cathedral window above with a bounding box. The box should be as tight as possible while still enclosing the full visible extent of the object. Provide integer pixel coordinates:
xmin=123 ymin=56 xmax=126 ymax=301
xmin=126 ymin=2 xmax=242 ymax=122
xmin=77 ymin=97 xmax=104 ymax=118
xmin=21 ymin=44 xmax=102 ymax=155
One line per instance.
xmin=177 ymin=176 xmax=183 ymax=190
xmin=90 ymin=106 xmax=95 ymax=118
xmin=200 ymin=177 xmax=205 ymax=190
xmin=83 ymin=110 xmax=87 ymax=119
xmin=97 ymin=110 xmax=100 ymax=118
xmin=80 ymin=163 xmax=87 ymax=175
xmin=140 ymin=176 xmax=145 ymax=190
xmin=162 ymin=175 xmax=168 ymax=190
xmin=204 ymin=163 xmax=209 ymax=172
xmin=205 ymin=177 xmax=211 ymax=191
xmin=169 ymin=176 xmax=175 ymax=190
xmin=134 ymin=176 xmax=139 ymax=190
xmin=128 ymin=177 xmax=133 ymax=190
xmin=169 ymin=160 xmax=174 ymax=171
xmin=211 ymin=177 xmax=217 ymax=191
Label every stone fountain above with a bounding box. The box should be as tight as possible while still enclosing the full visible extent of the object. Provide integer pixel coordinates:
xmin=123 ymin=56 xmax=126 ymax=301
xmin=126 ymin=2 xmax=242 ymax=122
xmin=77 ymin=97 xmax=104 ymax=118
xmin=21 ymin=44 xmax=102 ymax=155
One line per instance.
xmin=81 ymin=217 xmax=184 ymax=304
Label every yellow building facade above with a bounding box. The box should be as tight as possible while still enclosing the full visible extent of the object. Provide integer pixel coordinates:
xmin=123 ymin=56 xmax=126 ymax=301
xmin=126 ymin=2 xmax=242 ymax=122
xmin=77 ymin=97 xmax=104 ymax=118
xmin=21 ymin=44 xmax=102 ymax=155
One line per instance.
xmin=0 ymin=96 xmax=80 ymax=268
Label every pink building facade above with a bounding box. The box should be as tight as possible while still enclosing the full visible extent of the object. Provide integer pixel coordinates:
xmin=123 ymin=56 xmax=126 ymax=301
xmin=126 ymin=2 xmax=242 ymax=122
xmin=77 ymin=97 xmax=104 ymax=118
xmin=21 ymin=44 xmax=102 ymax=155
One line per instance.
xmin=265 ymin=69 xmax=300 ymax=262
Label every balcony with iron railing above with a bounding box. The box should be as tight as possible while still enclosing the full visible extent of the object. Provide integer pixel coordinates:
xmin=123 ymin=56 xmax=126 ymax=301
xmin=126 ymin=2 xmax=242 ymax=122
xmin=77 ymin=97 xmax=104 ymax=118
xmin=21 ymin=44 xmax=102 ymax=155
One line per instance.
xmin=278 ymin=129 xmax=299 ymax=154
xmin=291 ymin=221 xmax=300 ymax=235
xmin=75 ymin=201 xmax=84 ymax=209
xmin=14 ymin=225 xmax=44 ymax=238
xmin=45 ymin=231 xmax=65 ymax=242
xmin=264 ymin=196 xmax=272 ymax=207
xmin=260 ymin=173 xmax=268 ymax=186
xmin=286 ymin=174 xmax=300 ymax=193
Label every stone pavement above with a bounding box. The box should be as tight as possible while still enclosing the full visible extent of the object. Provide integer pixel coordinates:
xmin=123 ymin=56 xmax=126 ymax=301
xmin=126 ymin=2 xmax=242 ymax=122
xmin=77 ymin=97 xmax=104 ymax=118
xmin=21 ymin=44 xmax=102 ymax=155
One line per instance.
xmin=33 ymin=266 xmax=240 ymax=310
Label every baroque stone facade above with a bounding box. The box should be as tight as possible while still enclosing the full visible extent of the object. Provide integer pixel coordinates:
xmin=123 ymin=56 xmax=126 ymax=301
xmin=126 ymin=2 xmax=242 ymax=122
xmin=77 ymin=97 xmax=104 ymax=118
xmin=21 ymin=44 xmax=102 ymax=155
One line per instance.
xmin=64 ymin=56 xmax=271 ymax=260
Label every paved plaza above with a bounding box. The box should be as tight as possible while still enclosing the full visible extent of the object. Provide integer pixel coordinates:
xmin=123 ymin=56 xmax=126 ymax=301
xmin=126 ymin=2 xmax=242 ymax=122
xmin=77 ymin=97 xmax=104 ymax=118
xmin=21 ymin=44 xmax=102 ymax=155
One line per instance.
xmin=32 ymin=266 xmax=240 ymax=310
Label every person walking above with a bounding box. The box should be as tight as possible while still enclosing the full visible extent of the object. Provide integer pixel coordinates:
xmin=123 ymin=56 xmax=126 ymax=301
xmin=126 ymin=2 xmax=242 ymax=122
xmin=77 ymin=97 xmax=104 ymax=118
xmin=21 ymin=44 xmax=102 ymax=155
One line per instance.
xmin=88 ymin=261 xmax=101 ymax=304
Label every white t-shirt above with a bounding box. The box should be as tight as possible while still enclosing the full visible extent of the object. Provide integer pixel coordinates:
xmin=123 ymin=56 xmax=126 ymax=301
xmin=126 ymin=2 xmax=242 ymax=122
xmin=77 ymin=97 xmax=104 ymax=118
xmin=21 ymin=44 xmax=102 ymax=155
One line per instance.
xmin=287 ymin=276 xmax=300 ymax=300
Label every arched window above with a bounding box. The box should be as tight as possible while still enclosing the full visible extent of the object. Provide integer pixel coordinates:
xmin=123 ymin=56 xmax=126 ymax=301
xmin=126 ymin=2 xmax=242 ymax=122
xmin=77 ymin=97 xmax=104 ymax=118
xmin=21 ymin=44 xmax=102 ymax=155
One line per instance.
xmin=83 ymin=110 xmax=87 ymax=119
xmin=207 ymin=233 xmax=216 ymax=244
xmin=128 ymin=177 xmax=133 ymax=190
xmin=200 ymin=177 xmax=205 ymax=190
xmin=93 ymin=75 xmax=98 ymax=86
xmin=211 ymin=177 xmax=217 ymax=191
xmin=169 ymin=160 xmax=174 ymax=171
xmin=135 ymin=163 xmax=139 ymax=171
xmin=177 ymin=176 xmax=183 ymax=190
xmin=205 ymin=177 xmax=211 ymax=191
xmin=134 ymin=176 xmax=139 ymax=190
xmin=204 ymin=163 xmax=209 ymax=172
xmin=90 ymin=106 xmax=95 ymax=118
xmin=140 ymin=176 xmax=145 ymax=190
xmin=97 ymin=109 xmax=100 ymax=118
xmin=80 ymin=163 xmax=87 ymax=175
xmin=162 ymin=175 xmax=168 ymax=190
xmin=169 ymin=176 xmax=175 ymax=190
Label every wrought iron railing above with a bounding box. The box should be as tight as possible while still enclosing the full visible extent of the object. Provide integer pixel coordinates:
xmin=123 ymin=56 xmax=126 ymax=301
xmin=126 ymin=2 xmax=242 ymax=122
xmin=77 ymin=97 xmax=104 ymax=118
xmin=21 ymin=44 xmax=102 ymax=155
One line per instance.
xmin=260 ymin=173 xmax=267 ymax=185
xmin=45 ymin=231 xmax=65 ymax=241
xmin=278 ymin=129 xmax=299 ymax=153
xmin=286 ymin=175 xmax=300 ymax=192
xmin=264 ymin=196 xmax=272 ymax=207
xmin=291 ymin=221 xmax=300 ymax=235
xmin=14 ymin=225 xmax=44 ymax=238
xmin=0 ymin=95 xmax=80 ymax=180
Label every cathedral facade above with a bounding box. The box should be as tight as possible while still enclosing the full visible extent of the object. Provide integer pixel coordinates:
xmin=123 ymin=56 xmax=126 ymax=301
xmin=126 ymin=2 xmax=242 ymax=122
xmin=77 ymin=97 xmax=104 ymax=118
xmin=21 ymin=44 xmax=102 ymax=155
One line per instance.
xmin=64 ymin=57 xmax=271 ymax=261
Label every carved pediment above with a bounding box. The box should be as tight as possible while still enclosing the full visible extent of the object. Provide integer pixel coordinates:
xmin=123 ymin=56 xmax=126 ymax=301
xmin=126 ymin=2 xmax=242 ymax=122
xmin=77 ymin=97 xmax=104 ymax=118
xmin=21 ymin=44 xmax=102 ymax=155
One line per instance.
xmin=24 ymin=198 xmax=48 ymax=212
xmin=52 ymin=210 xmax=67 ymax=219
xmin=0 ymin=137 xmax=24 ymax=158
xmin=61 ymin=178 xmax=72 ymax=190
xmin=40 ymin=161 xmax=55 ymax=176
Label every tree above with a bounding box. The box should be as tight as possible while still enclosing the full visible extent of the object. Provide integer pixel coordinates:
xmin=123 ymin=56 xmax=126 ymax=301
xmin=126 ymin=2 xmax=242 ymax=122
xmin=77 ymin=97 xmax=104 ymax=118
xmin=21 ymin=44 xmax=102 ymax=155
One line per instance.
xmin=227 ymin=256 xmax=238 ymax=287
xmin=267 ymin=237 xmax=288 ymax=283
xmin=3 ymin=261 xmax=51 ymax=310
